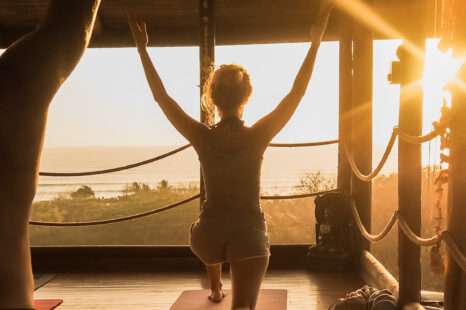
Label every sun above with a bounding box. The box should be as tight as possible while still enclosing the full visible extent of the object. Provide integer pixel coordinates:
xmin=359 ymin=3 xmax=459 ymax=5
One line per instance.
xmin=422 ymin=39 xmax=462 ymax=132
xmin=423 ymin=40 xmax=462 ymax=106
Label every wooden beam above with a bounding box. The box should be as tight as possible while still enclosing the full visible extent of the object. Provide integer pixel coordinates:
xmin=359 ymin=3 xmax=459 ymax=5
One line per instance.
xmin=445 ymin=1 xmax=466 ymax=308
xmin=0 ymin=0 xmax=437 ymax=48
xmin=30 ymin=245 xmax=310 ymax=272
xmin=337 ymin=10 xmax=352 ymax=194
xmin=351 ymin=15 xmax=373 ymax=252
xmin=198 ymin=0 xmax=215 ymax=207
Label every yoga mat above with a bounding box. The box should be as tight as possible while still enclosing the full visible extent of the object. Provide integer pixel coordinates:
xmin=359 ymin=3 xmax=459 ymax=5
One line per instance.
xmin=34 ymin=274 xmax=56 ymax=290
xmin=170 ymin=289 xmax=287 ymax=310
xmin=34 ymin=299 xmax=63 ymax=310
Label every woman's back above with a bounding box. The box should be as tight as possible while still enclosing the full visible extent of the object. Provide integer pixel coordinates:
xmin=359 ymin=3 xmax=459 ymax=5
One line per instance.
xmin=196 ymin=117 xmax=265 ymax=210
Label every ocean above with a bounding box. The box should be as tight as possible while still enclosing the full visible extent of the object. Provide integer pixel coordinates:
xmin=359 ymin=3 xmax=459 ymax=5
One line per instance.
xmin=36 ymin=144 xmax=397 ymax=201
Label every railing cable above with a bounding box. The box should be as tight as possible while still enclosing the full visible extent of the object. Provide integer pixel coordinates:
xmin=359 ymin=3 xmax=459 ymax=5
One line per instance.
xmin=344 ymin=126 xmax=445 ymax=182
xmin=39 ymin=144 xmax=192 ymax=177
xmin=395 ymin=125 xmax=445 ymax=144
xmin=38 ymin=140 xmax=339 ymax=177
xmin=350 ymin=198 xmax=466 ymax=272
xmin=350 ymin=199 xmax=398 ymax=242
xmin=29 ymin=194 xmax=201 ymax=227
xmin=344 ymin=131 xmax=397 ymax=182
xmin=29 ymin=190 xmax=331 ymax=227
xmin=269 ymin=140 xmax=339 ymax=147
xmin=443 ymin=232 xmax=466 ymax=272
xmin=260 ymin=189 xmax=337 ymax=200
xmin=396 ymin=212 xmax=439 ymax=246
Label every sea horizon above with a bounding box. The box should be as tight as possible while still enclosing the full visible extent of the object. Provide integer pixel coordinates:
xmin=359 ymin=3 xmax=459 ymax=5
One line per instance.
xmin=36 ymin=144 xmax=397 ymax=201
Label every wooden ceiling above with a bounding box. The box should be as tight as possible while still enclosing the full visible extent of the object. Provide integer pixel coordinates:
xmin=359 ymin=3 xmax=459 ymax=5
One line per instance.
xmin=0 ymin=0 xmax=436 ymax=48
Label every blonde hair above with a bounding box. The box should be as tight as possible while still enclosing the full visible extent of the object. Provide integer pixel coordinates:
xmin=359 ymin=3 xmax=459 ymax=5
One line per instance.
xmin=201 ymin=64 xmax=253 ymax=127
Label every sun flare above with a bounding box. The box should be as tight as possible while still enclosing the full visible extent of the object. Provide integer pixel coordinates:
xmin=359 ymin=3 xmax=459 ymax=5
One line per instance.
xmin=423 ymin=41 xmax=462 ymax=106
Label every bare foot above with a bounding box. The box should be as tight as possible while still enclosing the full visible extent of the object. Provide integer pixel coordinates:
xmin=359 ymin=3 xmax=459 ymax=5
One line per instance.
xmin=208 ymin=282 xmax=226 ymax=302
xmin=208 ymin=289 xmax=226 ymax=302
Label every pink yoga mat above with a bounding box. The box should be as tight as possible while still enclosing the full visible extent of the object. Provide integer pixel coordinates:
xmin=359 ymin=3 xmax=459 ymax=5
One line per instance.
xmin=34 ymin=299 xmax=63 ymax=310
xmin=170 ymin=289 xmax=287 ymax=310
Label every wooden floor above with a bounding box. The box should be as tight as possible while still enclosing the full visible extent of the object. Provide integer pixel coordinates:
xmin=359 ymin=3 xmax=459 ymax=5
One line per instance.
xmin=34 ymin=270 xmax=362 ymax=309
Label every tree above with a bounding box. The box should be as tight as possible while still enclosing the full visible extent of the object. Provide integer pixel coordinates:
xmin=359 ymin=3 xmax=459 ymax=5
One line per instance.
xmin=123 ymin=182 xmax=151 ymax=195
xmin=156 ymin=179 xmax=170 ymax=190
xmin=70 ymin=185 xmax=95 ymax=200
xmin=296 ymin=170 xmax=336 ymax=193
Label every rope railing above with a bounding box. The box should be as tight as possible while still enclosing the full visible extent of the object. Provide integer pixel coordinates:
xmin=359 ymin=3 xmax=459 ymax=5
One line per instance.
xmin=29 ymin=194 xmax=201 ymax=227
xmin=38 ymin=140 xmax=339 ymax=177
xmin=396 ymin=213 xmax=439 ymax=246
xmin=344 ymin=131 xmax=397 ymax=182
xmin=443 ymin=232 xmax=466 ymax=272
xmin=39 ymin=144 xmax=192 ymax=177
xmin=350 ymin=199 xmax=398 ymax=242
xmin=260 ymin=189 xmax=337 ymax=200
xmin=350 ymin=198 xmax=466 ymax=272
xmin=269 ymin=139 xmax=339 ymax=147
xmin=28 ymin=189 xmax=332 ymax=227
xmin=351 ymin=198 xmax=439 ymax=245
xmin=344 ymin=126 xmax=445 ymax=182
xmin=395 ymin=125 xmax=446 ymax=144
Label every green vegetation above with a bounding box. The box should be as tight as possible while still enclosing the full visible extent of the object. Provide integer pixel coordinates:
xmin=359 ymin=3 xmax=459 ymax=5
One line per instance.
xmin=30 ymin=169 xmax=444 ymax=291
xmin=30 ymin=179 xmax=317 ymax=246
xmin=30 ymin=182 xmax=201 ymax=246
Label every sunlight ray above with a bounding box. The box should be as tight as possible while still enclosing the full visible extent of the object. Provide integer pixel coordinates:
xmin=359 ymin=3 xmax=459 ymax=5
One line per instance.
xmin=333 ymin=0 xmax=424 ymax=59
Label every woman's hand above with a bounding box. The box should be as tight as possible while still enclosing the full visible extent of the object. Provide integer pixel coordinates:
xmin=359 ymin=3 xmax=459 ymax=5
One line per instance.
xmin=129 ymin=18 xmax=148 ymax=49
xmin=310 ymin=0 xmax=334 ymax=43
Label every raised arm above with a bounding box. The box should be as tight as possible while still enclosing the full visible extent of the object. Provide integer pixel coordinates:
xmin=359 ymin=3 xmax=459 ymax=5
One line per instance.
xmin=251 ymin=1 xmax=333 ymax=144
xmin=0 ymin=0 xmax=101 ymax=111
xmin=129 ymin=19 xmax=208 ymax=145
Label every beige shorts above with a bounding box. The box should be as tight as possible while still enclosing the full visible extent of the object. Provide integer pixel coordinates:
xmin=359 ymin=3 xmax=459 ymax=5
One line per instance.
xmin=189 ymin=204 xmax=270 ymax=264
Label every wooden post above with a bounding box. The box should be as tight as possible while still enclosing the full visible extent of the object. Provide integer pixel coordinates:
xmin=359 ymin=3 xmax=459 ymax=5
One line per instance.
xmin=337 ymin=10 xmax=353 ymax=195
xmin=390 ymin=32 xmax=425 ymax=307
xmin=445 ymin=2 xmax=466 ymax=307
xmin=395 ymin=43 xmax=424 ymax=309
xmin=199 ymin=0 xmax=215 ymax=206
xmin=351 ymin=19 xmax=373 ymax=252
xmin=446 ymin=63 xmax=466 ymax=310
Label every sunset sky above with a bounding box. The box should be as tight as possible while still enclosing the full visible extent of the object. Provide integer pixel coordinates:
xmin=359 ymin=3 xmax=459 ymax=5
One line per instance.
xmin=0 ymin=38 xmax=455 ymax=167
xmin=31 ymin=39 xmax=454 ymax=167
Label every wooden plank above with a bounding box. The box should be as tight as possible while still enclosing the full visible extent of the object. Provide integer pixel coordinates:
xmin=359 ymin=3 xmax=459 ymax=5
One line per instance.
xmin=33 ymin=270 xmax=362 ymax=309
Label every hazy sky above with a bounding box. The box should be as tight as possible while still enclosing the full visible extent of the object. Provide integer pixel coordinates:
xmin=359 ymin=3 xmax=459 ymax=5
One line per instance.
xmin=1 ymin=39 xmax=453 ymax=168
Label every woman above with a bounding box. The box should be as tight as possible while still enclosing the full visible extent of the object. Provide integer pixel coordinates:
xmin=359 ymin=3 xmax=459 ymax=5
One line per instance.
xmin=129 ymin=3 xmax=333 ymax=309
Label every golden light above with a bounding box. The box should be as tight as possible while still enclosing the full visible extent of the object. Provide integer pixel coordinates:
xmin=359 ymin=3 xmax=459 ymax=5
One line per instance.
xmin=423 ymin=41 xmax=462 ymax=115
xmin=423 ymin=44 xmax=461 ymax=93
xmin=333 ymin=0 xmax=424 ymax=59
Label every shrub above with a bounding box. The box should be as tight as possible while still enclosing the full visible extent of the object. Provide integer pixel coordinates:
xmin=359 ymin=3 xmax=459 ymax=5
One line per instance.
xmin=70 ymin=185 xmax=95 ymax=200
